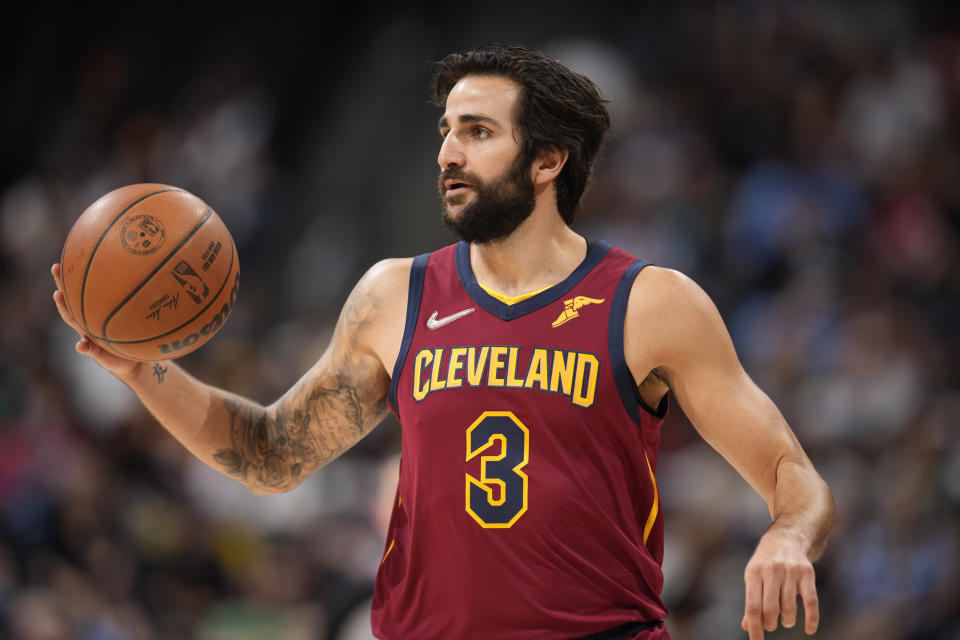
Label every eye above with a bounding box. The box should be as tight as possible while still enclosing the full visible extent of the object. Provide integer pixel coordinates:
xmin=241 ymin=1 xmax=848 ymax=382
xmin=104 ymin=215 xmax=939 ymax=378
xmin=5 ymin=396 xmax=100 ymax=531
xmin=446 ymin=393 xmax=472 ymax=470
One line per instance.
xmin=470 ymin=126 xmax=490 ymax=139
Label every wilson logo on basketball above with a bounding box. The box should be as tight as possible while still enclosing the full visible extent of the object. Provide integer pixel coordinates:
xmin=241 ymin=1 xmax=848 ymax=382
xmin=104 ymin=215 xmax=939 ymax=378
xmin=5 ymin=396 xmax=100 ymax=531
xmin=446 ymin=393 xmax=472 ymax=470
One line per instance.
xmin=157 ymin=273 xmax=239 ymax=355
xmin=171 ymin=260 xmax=210 ymax=303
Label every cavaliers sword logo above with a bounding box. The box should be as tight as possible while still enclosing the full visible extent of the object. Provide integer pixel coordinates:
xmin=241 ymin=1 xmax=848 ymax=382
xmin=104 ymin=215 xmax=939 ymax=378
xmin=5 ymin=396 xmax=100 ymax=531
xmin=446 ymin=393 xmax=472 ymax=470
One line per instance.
xmin=551 ymin=296 xmax=606 ymax=327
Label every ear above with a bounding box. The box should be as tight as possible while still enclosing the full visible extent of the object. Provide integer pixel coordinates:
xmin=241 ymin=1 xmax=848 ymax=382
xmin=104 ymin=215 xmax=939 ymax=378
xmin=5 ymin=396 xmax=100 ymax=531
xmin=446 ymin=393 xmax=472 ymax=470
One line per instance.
xmin=531 ymin=146 xmax=569 ymax=186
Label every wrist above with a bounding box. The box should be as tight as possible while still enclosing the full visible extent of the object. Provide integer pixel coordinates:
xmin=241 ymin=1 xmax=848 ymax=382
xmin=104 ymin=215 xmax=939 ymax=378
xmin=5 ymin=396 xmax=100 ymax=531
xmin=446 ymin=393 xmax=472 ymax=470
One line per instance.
xmin=117 ymin=360 xmax=147 ymax=388
xmin=764 ymin=520 xmax=814 ymax=555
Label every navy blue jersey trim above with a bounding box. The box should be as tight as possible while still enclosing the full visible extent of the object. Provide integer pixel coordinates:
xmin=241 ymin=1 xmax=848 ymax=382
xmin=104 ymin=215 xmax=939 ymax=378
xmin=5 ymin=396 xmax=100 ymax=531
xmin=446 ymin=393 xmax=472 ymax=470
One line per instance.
xmin=575 ymin=619 xmax=664 ymax=640
xmin=388 ymin=253 xmax=429 ymax=416
xmin=634 ymin=376 xmax=669 ymax=418
xmin=455 ymin=240 xmax=611 ymax=320
xmin=609 ymin=259 xmax=663 ymax=427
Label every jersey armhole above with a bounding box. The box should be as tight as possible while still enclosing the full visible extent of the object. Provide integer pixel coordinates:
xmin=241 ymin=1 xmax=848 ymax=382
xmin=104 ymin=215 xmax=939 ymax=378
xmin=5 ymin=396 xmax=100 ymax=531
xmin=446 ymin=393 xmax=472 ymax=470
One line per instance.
xmin=608 ymin=260 xmax=668 ymax=426
xmin=387 ymin=253 xmax=429 ymax=417
xmin=633 ymin=378 xmax=669 ymax=418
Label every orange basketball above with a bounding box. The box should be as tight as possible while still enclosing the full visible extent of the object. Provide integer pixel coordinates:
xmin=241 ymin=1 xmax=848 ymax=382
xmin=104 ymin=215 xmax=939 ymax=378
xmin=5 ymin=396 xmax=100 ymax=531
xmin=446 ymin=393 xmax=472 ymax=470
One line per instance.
xmin=59 ymin=184 xmax=240 ymax=361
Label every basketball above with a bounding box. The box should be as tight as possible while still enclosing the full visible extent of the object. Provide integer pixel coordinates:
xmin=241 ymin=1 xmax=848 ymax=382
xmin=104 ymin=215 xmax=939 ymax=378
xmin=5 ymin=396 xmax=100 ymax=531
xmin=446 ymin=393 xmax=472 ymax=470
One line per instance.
xmin=59 ymin=184 xmax=240 ymax=361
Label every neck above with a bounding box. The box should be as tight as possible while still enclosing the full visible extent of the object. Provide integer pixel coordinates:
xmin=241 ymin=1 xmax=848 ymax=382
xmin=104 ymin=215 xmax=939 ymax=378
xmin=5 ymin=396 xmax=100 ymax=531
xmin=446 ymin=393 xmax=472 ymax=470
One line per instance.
xmin=469 ymin=202 xmax=586 ymax=297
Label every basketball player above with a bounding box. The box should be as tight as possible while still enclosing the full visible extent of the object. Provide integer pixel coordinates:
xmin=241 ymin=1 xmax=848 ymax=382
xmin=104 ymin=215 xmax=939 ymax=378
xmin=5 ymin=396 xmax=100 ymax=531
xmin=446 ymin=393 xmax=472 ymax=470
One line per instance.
xmin=52 ymin=44 xmax=835 ymax=640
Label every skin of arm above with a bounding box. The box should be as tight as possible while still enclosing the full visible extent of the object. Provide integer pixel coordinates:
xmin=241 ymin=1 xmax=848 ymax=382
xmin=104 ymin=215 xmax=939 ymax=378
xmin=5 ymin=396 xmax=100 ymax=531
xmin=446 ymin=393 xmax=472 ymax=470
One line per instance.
xmin=624 ymin=267 xmax=836 ymax=639
xmin=52 ymin=258 xmax=411 ymax=495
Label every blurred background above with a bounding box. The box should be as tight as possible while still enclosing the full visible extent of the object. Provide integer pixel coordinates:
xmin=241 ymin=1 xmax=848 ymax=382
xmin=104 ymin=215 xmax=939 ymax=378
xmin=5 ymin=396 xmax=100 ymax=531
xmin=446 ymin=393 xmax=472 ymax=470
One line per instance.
xmin=2 ymin=0 xmax=959 ymax=638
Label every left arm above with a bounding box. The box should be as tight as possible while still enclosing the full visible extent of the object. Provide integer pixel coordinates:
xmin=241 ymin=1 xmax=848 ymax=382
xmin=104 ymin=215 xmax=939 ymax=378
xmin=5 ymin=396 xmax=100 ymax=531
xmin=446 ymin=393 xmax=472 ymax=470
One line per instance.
xmin=625 ymin=267 xmax=836 ymax=640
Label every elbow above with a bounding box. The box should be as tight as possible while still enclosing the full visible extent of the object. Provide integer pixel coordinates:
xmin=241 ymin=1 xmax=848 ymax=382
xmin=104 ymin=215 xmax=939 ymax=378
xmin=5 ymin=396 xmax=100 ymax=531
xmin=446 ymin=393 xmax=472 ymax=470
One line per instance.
xmin=823 ymin=476 xmax=838 ymax=530
xmin=809 ymin=462 xmax=837 ymax=526
xmin=244 ymin=475 xmax=302 ymax=495
xmin=241 ymin=457 xmax=317 ymax=495
xmin=247 ymin=484 xmax=293 ymax=496
xmin=226 ymin=409 xmax=314 ymax=495
xmin=807 ymin=478 xmax=837 ymax=562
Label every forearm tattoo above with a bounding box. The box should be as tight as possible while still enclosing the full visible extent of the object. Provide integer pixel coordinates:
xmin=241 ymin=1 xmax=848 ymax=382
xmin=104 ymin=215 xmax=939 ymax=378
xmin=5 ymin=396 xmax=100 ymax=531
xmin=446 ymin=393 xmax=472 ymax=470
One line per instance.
xmin=212 ymin=269 xmax=389 ymax=491
xmin=213 ymin=374 xmax=387 ymax=491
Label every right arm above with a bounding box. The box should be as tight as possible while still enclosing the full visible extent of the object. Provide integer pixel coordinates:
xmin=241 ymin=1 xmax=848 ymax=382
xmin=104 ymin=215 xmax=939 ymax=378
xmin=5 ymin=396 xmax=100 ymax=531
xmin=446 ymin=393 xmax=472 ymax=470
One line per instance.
xmin=52 ymin=259 xmax=411 ymax=494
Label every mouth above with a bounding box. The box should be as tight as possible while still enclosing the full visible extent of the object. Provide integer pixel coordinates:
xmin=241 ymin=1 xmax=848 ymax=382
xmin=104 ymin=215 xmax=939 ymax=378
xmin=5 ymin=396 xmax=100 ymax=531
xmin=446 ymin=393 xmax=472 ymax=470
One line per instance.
xmin=444 ymin=179 xmax=472 ymax=197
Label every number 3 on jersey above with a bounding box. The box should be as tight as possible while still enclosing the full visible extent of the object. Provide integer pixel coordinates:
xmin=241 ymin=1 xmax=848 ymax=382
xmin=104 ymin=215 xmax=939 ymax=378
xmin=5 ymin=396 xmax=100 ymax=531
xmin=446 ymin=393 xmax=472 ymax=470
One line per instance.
xmin=465 ymin=411 xmax=530 ymax=528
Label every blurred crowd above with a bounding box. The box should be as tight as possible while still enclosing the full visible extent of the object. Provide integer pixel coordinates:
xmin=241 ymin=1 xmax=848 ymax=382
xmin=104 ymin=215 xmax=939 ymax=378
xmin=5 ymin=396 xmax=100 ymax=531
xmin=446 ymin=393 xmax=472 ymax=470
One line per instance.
xmin=1 ymin=1 xmax=959 ymax=639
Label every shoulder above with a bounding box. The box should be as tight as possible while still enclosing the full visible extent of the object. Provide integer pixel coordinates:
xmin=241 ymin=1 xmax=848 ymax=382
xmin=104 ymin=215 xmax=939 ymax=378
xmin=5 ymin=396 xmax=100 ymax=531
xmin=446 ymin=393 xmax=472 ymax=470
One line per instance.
xmin=345 ymin=257 xmax=415 ymax=330
xmin=625 ymin=266 xmax=730 ymax=363
xmin=338 ymin=258 xmax=415 ymax=369
xmin=358 ymin=257 xmax=415 ymax=295
xmin=628 ymin=265 xmax=714 ymax=314
xmin=347 ymin=258 xmax=416 ymax=317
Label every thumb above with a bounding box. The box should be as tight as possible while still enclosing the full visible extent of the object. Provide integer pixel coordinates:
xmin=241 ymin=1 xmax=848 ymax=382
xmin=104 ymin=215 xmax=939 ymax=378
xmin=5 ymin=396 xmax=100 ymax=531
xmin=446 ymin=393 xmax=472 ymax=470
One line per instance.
xmin=76 ymin=337 xmax=142 ymax=377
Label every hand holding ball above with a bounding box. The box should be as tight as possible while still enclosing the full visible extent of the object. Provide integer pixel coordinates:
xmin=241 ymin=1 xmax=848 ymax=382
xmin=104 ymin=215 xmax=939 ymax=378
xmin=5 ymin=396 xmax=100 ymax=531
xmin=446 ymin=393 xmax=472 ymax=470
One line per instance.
xmin=59 ymin=184 xmax=240 ymax=361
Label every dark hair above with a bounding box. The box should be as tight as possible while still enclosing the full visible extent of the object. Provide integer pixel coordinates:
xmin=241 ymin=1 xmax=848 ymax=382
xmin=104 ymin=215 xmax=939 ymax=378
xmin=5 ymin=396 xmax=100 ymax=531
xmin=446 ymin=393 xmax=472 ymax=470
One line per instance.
xmin=432 ymin=44 xmax=611 ymax=225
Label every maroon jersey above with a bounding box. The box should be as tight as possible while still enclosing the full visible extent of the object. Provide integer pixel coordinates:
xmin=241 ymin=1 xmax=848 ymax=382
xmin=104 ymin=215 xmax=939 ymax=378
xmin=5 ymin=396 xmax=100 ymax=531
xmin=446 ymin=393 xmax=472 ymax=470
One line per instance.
xmin=372 ymin=241 xmax=670 ymax=639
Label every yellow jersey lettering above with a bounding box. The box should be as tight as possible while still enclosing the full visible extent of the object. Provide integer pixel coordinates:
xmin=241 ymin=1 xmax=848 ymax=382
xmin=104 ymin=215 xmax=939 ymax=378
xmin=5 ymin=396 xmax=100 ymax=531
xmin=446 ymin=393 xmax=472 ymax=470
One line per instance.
xmin=505 ymin=347 xmax=525 ymax=388
xmin=572 ymin=353 xmax=599 ymax=408
xmin=488 ymin=346 xmax=508 ymax=387
xmin=411 ymin=345 xmax=600 ymax=408
xmin=446 ymin=347 xmax=467 ymax=389
xmin=524 ymin=348 xmax=550 ymax=390
xmin=550 ymin=350 xmax=576 ymax=395
xmin=413 ymin=349 xmax=433 ymax=401
xmin=466 ymin=346 xmax=489 ymax=386
xmin=430 ymin=348 xmax=447 ymax=391
xmin=465 ymin=411 xmax=529 ymax=528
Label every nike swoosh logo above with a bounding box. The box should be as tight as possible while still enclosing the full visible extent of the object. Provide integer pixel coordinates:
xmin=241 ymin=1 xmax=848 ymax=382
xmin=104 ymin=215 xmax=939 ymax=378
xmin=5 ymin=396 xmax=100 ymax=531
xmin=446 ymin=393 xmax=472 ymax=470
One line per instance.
xmin=426 ymin=307 xmax=475 ymax=330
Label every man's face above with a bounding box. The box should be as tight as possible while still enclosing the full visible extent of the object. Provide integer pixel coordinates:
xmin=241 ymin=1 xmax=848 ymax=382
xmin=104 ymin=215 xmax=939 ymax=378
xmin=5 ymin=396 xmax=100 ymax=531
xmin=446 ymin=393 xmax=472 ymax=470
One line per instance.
xmin=437 ymin=75 xmax=536 ymax=244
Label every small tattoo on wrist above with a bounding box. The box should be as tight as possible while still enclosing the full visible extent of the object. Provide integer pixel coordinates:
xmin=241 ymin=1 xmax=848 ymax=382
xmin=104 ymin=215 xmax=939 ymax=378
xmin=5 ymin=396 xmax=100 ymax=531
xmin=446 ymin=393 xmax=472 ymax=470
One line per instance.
xmin=153 ymin=363 xmax=168 ymax=383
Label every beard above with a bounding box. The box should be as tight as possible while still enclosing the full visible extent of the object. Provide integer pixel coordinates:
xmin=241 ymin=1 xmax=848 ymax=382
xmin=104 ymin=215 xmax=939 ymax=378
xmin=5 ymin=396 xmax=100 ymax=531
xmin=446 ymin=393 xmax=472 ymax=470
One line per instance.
xmin=438 ymin=153 xmax=536 ymax=244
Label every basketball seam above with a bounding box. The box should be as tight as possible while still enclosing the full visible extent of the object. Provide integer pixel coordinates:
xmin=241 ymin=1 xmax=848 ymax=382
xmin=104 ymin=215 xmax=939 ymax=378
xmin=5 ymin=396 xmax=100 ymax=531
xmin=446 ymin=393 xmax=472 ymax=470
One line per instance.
xmin=105 ymin=237 xmax=237 ymax=345
xmin=79 ymin=188 xmax=181 ymax=335
xmin=98 ymin=208 xmax=214 ymax=341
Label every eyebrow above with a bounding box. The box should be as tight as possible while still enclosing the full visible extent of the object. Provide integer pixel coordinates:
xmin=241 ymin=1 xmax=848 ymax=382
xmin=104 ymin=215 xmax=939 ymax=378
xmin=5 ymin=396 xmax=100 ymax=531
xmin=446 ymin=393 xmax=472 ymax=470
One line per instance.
xmin=438 ymin=113 xmax=502 ymax=131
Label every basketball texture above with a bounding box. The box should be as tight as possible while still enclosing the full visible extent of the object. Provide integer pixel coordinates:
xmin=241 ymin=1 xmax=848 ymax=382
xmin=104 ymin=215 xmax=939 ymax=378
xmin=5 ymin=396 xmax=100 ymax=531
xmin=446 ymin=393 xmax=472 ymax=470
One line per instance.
xmin=60 ymin=184 xmax=240 ymax=361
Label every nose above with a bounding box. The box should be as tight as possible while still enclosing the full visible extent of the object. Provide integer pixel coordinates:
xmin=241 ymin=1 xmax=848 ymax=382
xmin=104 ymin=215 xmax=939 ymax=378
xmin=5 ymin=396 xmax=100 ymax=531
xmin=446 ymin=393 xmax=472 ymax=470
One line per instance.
xmin=437 ymin=131 xmax=465 ymax=170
